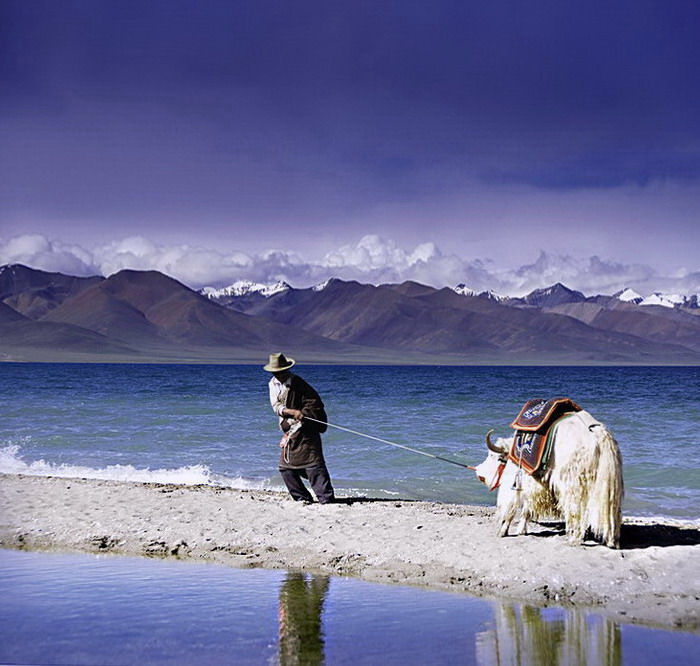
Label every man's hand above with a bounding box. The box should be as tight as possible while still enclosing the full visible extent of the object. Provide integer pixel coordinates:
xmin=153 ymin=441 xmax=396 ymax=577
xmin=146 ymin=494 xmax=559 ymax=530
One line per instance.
xmin=282 ymin=407 xmax=304 ymax=421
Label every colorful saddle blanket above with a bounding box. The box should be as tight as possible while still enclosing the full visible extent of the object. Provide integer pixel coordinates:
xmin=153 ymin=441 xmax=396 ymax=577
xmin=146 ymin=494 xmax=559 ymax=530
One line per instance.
xmin=508 ymin=398 xmax=582 ymax=475
xmin=510 ymin=397 xmax=582 ymax=431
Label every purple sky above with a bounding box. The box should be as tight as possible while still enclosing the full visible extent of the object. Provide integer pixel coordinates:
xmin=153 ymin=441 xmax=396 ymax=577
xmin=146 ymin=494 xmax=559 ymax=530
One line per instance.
xmin=1 ymin=1 xmax=699 ymax=295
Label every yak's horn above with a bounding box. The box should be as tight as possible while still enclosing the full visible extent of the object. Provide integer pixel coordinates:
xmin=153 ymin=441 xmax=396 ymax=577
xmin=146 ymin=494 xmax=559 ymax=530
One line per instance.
xmin=485 ymin=429 xmax=503 ymax=453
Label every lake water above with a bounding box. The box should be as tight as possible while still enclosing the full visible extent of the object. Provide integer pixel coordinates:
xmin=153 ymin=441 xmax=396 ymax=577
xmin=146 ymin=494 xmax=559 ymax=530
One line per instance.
xmin=1 ymin=549 xmax=698 ymax=666
xmin=2 ymin=364 xmax=699 ymax=664
xmin=1 ymin=363 xmax=698 ymax=518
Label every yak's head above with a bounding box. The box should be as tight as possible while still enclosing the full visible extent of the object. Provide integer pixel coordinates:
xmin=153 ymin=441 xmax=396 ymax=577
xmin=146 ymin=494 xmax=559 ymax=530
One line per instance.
xmin=474 ymin=429 xmax=511 ymax=491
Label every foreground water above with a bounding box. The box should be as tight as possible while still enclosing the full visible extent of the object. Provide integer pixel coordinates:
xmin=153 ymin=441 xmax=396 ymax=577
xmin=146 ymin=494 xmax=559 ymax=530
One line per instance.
xmin=1 ymin=363 xmax=698 ymax=518
xmin=1 ymin=549 xmax=697 ymax=665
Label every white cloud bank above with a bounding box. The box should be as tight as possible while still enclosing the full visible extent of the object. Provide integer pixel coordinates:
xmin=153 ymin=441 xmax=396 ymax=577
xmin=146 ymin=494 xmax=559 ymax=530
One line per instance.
xmin=1 ymin=233 xmax=698 ymax=298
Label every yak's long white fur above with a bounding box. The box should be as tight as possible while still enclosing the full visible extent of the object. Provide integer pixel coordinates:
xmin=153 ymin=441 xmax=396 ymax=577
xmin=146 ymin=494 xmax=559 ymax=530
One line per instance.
xmin=488 ymin=410 xmax=623 ymax=548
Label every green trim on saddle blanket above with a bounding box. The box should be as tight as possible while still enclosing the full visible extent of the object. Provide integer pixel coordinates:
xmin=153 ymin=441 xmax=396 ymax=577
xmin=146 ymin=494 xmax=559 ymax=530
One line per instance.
xmin=539 ymin=412 xmax=577 ymax=471
xmin=509 ymin=411 xmax=578 ymax=476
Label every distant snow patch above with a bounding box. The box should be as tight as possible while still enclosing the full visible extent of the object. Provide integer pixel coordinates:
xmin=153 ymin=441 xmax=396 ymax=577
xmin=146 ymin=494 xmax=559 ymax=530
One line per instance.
xmin=453 ymin=284 xmax=477 ymax=297
xmin=201 ymin=280 xmax=291 ymax=299
xmin=641 ymin=293 xmax=695 ymax=308
xmin=615 ymin=288 xmax=644 ymax=304
xmin=312 ymin=279 xmax=332 ymax=292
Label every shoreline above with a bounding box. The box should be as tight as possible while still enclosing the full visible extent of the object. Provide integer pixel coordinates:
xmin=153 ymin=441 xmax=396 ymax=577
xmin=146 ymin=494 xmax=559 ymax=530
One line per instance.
xmin=3 ymin=357 xmax=700 ymax=367
xmin=1 ymin=473 xmax=698 ymax=631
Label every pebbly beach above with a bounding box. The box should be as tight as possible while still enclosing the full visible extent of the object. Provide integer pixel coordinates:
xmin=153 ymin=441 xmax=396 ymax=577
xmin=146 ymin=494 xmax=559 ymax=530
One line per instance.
xmin=1 ymin=473 xmax=698 ymax=632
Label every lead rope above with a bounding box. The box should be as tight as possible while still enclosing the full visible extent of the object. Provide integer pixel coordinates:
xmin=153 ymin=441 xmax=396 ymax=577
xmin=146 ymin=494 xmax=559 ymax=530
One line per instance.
xmin=280 ymin=430 xmax=291 ymax=465
xmin=303 ymin=416 xmax=475 ymax=470
xmin=513 ymin=433 xmax=524 ymax=491
xmin=281 ymin=420 xmax=302 ymax=465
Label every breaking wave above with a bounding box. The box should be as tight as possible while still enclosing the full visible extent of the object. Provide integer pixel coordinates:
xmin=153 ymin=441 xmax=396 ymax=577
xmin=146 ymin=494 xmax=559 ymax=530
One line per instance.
xmin=0 ymin=445 xmax=274 ymax=491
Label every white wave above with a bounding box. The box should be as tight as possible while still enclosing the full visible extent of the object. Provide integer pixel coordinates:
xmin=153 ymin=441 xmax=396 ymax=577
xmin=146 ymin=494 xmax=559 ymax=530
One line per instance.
xmin=0 ymin=445 xmax=275 ymax=491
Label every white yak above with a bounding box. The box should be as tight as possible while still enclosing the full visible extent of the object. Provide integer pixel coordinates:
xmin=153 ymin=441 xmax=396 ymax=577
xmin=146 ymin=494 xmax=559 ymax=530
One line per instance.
xmin=474 ymin=410 xmax=624 ymax=548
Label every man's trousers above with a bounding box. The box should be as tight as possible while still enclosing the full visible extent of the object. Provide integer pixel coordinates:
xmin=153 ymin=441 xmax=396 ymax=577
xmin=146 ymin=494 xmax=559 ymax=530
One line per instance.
xmin=279 ymin=465 xmax=335 ymax=504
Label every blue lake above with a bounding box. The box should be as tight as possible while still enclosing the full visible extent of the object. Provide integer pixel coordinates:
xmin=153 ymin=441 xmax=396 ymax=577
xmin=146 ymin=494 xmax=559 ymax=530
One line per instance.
xmin=1 ymin=549 xmax=698 ymax=666
xmin=2 ymin=364 xmax=699 ymax=664
xmin=1 ymin=363 xmax=698 ymax=518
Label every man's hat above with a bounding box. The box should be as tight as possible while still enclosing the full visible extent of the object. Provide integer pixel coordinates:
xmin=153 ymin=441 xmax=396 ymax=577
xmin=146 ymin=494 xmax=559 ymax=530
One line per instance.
xmin=263 ymin=352 xmax=296 ymax=372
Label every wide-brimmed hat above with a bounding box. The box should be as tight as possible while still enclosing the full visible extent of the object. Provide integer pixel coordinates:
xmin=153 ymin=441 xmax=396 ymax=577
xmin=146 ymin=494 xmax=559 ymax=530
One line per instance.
xmin=263 ymin=352 xmax=296 ymax=372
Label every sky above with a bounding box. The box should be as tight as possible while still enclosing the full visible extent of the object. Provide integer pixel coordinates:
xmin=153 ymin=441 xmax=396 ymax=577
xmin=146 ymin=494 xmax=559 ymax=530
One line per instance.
xmin=1 ymin=0 xmax=699 ymax=296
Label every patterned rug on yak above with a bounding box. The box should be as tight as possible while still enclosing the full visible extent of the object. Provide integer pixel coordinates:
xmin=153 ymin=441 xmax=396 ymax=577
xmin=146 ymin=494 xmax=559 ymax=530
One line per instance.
xmin=508 ymin=398 xmax=582 ymax=475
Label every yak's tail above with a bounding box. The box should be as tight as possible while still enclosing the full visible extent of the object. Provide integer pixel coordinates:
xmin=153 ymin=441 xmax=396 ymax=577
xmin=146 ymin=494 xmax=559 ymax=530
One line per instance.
xmin=587 ymin=426 xmax=624 ymax=548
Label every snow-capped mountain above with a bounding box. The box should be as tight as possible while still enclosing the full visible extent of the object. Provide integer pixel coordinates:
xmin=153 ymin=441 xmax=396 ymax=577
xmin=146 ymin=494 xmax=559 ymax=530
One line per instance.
xmin=478 ymin=289 xmax=510 ymax=303
xmin=614 ymin=288 xmax=698 ymax=309
xmin=614 ymin=288 xmax=644 ymax=304
xmin=202 ymin=277 xmax=699 ymax=315
xmin=453 ymin=284 xmax=509 ymax=302
xmin=453 ymin=283 xmax=477 ymax=297
xmin=453 ymin=282 xmax=699 ymax=311
xmin=312 ymin=278 xmax=333 ymax=292
xmin=200 ymin=280 xmax=291 ymax=300
xmin=3 ymin=265 xmax=699 ymax=363
xmin=639 ymin=292 xmax=698 ymax=309
xmin=523 ymin=283 xmax=586 ymax=307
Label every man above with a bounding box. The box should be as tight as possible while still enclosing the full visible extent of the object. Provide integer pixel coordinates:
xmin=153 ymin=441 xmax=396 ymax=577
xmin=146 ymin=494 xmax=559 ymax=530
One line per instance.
xmin=264 ymin=352 xmax=335 ymax=504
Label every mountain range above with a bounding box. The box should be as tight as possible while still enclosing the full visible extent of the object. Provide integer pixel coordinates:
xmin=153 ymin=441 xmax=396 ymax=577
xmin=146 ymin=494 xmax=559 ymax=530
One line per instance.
xmin=1 ymin=264 xmax=698 ymax=364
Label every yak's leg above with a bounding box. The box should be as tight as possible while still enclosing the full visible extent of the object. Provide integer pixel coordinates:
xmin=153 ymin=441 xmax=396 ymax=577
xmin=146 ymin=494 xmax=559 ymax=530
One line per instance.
xmin=566 ymin=511 xmax=587 ymax=545
xmin=496 ymin=489 xmax=524 ymax=537
xmin=515 ymin=504 xmax=530 ymax=535
xmin=497 ymin=516 xmax=511 ymax=537
xmin=496 ymin=502 xmax=516 ymax=537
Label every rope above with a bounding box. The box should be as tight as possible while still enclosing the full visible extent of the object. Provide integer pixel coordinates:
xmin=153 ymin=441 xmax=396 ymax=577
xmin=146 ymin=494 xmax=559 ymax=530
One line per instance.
xmin=513 ymin=432 xmax=525 ymax=491
xmin=281 ymin=420 xmax=302 ymax=465
xmin=304 ymin=416 xmax=475 ymax=470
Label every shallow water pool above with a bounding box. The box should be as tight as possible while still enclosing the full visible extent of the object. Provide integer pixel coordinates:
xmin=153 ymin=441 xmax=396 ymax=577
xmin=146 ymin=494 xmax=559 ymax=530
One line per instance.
xmin=1 ymin=549 xmax=698 ymax=665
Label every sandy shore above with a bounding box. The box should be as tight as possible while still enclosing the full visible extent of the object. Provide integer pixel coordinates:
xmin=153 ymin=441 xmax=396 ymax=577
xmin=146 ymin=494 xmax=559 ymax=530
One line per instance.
xmin=1 ymin=473 xmax=698 ymax=631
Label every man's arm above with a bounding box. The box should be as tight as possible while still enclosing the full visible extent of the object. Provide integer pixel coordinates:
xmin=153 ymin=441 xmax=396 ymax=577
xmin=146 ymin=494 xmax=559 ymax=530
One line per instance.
xmin=281 ymin=407 xmax=304 ymax=420
xmin=281 ymin=376 xmax=319 ymax=421
xmin=269 ymin=378 xmax=287 ymax=417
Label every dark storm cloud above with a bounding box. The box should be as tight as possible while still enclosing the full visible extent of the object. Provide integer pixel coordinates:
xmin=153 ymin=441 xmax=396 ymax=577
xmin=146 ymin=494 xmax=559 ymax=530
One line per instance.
xmin=1 ymin=1 xmax=699 ymax=228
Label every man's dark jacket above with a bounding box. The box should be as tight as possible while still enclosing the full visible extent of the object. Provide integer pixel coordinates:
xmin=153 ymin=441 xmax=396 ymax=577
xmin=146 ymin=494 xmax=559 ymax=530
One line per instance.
xmin=279 ymin=374 xmax=328 ymax=469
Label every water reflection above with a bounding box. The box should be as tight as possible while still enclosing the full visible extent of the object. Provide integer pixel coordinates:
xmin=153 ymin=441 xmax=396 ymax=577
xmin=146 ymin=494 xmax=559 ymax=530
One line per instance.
xmin=476 ymin=602 xmax=621 ymax=666
xmin=277 ymin=572 xmax=329 ymax=666
xmin=6 ymin=548 xmax=696 ymax=665
xmin=274 ymin=573 xmax=624 ymax=666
